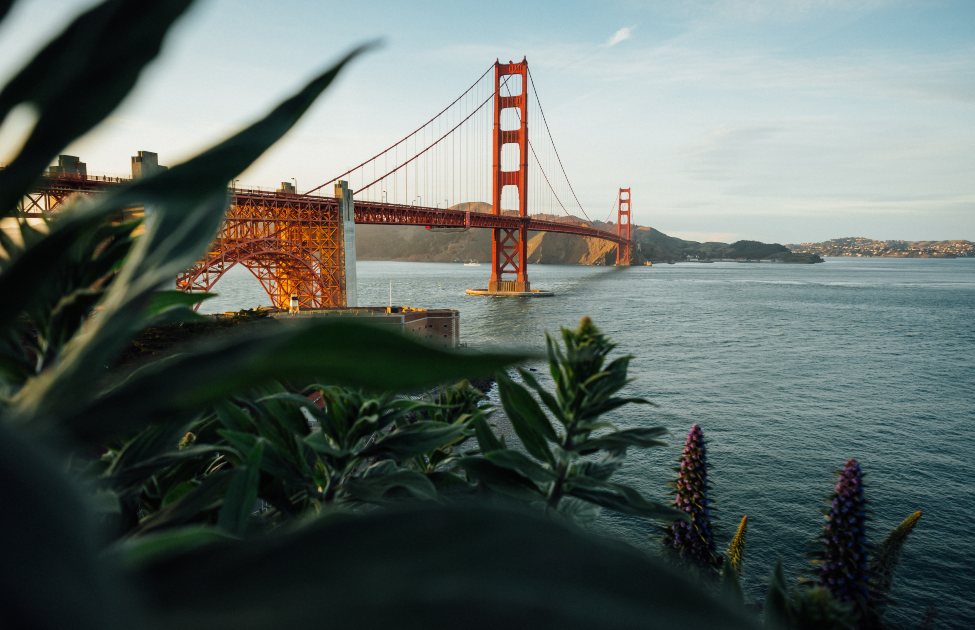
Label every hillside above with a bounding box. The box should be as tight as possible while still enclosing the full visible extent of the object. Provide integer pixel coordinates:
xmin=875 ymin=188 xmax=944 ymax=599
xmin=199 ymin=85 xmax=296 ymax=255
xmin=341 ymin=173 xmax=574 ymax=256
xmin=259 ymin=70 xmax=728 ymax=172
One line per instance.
xmin=355 ymin=207 xmax=821 ymax=264
xmin=787 ymin=237 xmax=974 ymax=258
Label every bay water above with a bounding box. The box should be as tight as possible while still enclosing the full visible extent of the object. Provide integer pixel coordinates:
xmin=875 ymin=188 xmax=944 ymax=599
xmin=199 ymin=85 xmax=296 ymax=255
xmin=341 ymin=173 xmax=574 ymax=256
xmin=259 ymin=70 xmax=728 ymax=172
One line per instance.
xmin=202 ymin=257 xmax=975 ymax=627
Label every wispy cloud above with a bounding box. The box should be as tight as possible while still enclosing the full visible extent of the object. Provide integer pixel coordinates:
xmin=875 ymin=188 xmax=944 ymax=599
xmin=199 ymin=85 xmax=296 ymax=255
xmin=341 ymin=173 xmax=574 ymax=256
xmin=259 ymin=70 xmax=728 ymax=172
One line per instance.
xmin=604 ymin=26 xmax=634 ymax=47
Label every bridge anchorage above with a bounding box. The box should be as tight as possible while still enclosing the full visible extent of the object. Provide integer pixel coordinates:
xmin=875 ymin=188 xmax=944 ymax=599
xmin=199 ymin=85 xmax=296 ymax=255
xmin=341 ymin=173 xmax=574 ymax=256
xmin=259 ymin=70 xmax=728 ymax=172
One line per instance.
xmin=18 ymin=57 xmax=634 ymax=310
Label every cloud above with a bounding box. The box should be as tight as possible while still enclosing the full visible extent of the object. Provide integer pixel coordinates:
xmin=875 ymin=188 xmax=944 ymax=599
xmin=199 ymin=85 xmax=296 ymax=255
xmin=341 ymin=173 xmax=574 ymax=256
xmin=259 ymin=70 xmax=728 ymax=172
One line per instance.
xmin=604 ymin=26 xmax=634 ymax=47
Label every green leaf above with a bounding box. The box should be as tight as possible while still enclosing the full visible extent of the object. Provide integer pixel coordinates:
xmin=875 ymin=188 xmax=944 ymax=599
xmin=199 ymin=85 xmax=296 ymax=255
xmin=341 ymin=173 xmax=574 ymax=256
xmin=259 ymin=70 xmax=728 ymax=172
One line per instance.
xmin=10 ymin=43 xmax=374 ymax=428
xmin=764 ymin=561 xmax=792 ymax=629
xmin=145 ymin=290 xmax=214 ymax=317
xmin=303 ymin=431 xmax=348 ymax=458
xmin=575 ymin=427 xmax=668 ymax=454
xmin=217 ymin=439 xmax=264 ymax=536
xmin=0 ymin=1 xmax=13 ymax=24
xmin=0 ymin=0 xmax=197 ymax=215
xmin=484 ymin=449 xmax=557 ymax=485
xmin=136 ymin=470 xmax=233 ymax=534
xmin=472 ymin=416 xmax=504 ymax=453
xmin=214 ymin=400 xmax=255 ymax=433
xmin=361 ymin=421 xmax=469 ymax=460
xmin=109 ymin=444 xmax=227 ymax=496
xmin=496 ymin=373 xmax=556 ymax=463
xmin=46 ymin=321 xmax=525 ymax=446
xmin=132 ymin=505 xmax=758 ymax=630
xmin=344 ymin=463 xmax=438 ymax=504
xmin=109 ymin=526 xmax=236 ymax=570
xmin=0 ymin=420 xmax=137 ymax=629
xmin=518 ymin=367 xmax=565 ymax=424
xmin=456 ymin=457 xmax=543 ymax=502
xmin=870 ymin=510 xmax=922 ymax=606
xmin=565 ymin=476 xmax=680 ymax=521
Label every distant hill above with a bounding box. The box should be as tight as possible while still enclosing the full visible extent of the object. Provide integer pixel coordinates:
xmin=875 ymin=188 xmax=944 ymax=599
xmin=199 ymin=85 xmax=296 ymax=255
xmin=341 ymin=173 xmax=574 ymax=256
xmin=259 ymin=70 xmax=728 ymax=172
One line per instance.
xmin=787 ymin=237 xmax=974 ymax=258
xmin=355 ymin=205 xmax=822 ymax=264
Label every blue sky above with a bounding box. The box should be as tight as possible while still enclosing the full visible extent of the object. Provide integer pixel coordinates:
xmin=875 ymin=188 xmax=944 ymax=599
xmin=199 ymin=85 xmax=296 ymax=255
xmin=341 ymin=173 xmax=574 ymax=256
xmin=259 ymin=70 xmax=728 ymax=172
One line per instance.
xmin=1 ymin=0 xmax=972 ymax=242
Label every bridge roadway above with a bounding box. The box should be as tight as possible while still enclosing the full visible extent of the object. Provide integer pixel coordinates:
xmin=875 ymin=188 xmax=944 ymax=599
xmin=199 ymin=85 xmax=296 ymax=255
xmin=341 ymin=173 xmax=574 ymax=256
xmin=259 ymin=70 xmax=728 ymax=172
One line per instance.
xmin=22 ymin=176 xmax=626 ymax=246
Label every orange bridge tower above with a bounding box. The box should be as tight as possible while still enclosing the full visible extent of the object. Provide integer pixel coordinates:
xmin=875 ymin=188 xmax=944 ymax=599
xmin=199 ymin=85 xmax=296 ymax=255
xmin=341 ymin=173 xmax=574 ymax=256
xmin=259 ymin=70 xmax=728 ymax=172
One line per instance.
xmin=616 ymin=187 xmax=632 ymax=266
xmin=488 ymin=58 xmax=530 ymax=293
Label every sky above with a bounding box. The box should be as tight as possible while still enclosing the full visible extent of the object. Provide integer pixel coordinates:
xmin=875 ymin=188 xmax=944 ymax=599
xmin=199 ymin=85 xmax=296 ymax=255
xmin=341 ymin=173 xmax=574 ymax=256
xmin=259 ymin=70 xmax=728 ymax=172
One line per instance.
xmin=0 ymin=0 xmax=973 ymax=243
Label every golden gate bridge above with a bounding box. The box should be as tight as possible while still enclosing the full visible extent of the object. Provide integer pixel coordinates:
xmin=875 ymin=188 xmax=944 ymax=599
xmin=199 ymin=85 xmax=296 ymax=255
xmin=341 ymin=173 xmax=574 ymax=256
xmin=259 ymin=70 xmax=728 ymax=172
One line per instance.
xmin=20 ymin=58 xmax=634 ymax=308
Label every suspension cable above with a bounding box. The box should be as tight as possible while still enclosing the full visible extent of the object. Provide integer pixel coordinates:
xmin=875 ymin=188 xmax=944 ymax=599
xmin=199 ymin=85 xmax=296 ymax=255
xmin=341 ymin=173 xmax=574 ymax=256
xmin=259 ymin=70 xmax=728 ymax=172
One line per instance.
xmin=305 ymin=62 xmax=494 ymax=195
xmin=527 ymin=67 xmax=592 ymax=223
xmin=352 ymin=75 xmax=512 ymax=197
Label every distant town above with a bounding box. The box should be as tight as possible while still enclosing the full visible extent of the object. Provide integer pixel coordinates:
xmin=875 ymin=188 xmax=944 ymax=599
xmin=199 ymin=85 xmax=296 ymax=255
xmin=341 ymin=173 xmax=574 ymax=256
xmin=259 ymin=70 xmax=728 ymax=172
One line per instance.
xmin=787 ymin=237 xmax=975 ymax=258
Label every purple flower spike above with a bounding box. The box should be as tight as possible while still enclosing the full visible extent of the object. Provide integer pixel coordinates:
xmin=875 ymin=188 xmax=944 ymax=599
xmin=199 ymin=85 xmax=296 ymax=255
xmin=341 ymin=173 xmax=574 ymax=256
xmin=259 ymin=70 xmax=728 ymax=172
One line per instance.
xmin=819 ymin=458 xmax=870 ymax=616
xmin=665 ymin=424 xmax=719 ymax=569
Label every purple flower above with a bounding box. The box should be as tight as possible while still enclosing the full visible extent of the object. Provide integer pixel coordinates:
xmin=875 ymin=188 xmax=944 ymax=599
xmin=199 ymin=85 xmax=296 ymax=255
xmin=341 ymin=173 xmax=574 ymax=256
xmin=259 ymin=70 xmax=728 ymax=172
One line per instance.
xmin=665 ymin=424 xmax=719 ymax=569
xmin=818 ymin=458 xmax=870 ymax=618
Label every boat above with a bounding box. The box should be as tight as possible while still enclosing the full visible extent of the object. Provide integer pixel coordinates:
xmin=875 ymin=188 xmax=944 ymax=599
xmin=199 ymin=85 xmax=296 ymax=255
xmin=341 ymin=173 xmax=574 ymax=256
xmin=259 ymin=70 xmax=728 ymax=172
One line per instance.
xmin=463 ymin=260 xmax=480 ymax=266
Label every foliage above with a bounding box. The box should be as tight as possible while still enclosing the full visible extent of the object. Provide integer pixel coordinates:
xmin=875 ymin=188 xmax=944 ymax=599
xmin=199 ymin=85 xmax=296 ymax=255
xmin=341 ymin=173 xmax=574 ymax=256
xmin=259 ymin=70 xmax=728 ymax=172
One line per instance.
xmin=457 ymin=316 xmax=677 ymax=523
xmin=762 ymin=461 xmax=923 ymax=629
xmin=0 ymin=1 xmax=927 ymax=628
xmin=870 ymin=510 xmax=923 ymax=614
xmin=0 ymin=1 xmax=755 ymax=628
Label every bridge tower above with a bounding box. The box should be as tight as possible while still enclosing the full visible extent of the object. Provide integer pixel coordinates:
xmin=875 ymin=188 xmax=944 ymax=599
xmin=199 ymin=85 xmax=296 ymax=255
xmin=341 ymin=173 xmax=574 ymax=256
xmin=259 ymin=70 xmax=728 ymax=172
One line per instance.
xmin=489 ymin=58 xmax=530 ymax=293
xmin=616 ymin=187 xmax=632 ymax=266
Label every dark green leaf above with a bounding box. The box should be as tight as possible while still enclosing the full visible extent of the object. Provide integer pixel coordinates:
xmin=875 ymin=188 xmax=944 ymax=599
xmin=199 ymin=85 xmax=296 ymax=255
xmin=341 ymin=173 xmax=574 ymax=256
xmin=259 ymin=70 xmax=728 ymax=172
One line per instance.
xmin=0 ymin=0 xmax=197 ymax=215
xmin=484 ymin=449 xmax=556 ymax=485
xmin=136 ymin=471 xmax=233 ymax=534
xmin=0 ymin=420 xmax=137 ymax=629
xmin=109 ymin=445 xmax=227 ymax=496
xmin=575 ymin=427 xmax=668 ymax=454
xmin=217 ymin=439 xmax=264 ymax=536
xmin=361 ymin=421 xmax=469 ymax=460
xmin=344 ymin=465 xmax=438 ymax=504
xmin=0 ymin=1 xmax=13 ymax=24
xmin=10 ymin=44 xmax=374 ymax=425
xmin=496 ymin=373 xmax=555 ymax=463
xmin=146 ymin=290 xmax=214 ymax=316
xmin=46 ymin=321 xmax=524 ymax=446
xmin=109 ymin=526 xmax=236 ymax=570
xmin=214 ymin=400 xmax=255 ymax=433
xmin=565 ymin=476 xmax=680 ymax=521
xmin=303 ymin=431 xmax=348 ymax=458
xmin=764 ymin=561 xmax=792 ymax=629
xmin=471 ymin=416 xmax=504 ymax=453
xmin=456 ymin=457 xmax=543 ymax=502
xmin=518 ymin=367 xmax=565 ymax=424
xmin=870 ymin=510 xmax=922 ymax=606
xmin=133 ymin=505 xmax=757 ymax=630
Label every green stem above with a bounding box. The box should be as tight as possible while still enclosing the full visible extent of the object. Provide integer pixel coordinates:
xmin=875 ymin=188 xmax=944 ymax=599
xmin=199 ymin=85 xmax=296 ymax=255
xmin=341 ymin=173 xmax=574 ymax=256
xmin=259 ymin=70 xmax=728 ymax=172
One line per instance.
xmin=546 ymin=433 xmax=575 ymax=510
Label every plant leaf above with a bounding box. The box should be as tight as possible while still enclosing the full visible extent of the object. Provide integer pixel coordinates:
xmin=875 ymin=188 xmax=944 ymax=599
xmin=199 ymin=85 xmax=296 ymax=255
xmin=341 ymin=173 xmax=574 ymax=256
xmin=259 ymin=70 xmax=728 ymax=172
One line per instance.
xmin=131 ymin=505 xmax=758 ymax=630
xmin=870 ymin=510 xmax=922 ymax=607
xmin=496 ymin=373 xmax=555 ymax=463
xmin=565 ymin=476 xmax=680 ymax=521
xmin=574 ymin=427 xmax=668 ymax=454
xmin=0 ymin=0 xmax=196 ymax=216
xmin=0 ymin=420 xmax=138 ymax=629
xmin=361 ymin=421 xmax=469 ymax=460
xmin=33 ymin=320 xmax=526 ymax=446
xmin=484 ymin=449 xmax=557 ymax=485
xmin=10 ymin=43 xmax=374 ymax=428
xmin=217 ymin=439 xmax=265 ymax=536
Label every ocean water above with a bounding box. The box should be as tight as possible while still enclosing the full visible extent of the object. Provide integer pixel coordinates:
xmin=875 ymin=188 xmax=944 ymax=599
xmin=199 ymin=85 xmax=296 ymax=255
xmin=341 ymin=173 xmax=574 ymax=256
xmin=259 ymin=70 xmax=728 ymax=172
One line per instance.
xmin=202 ymin=257 xmax=975 ymax=628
